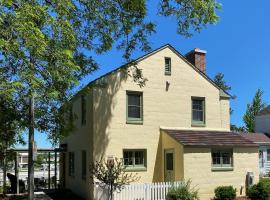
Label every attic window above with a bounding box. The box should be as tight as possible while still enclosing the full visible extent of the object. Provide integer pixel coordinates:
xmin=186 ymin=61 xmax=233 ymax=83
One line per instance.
xmin=165 ymin=57 xmax=171 ymax=75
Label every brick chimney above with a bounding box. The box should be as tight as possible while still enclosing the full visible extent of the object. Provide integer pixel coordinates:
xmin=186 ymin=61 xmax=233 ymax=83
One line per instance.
xmin=185 ymin=48 xmax=207 ymax=73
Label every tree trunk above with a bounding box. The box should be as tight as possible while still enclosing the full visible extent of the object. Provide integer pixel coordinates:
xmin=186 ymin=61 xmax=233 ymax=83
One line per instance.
xmin=28 ymin=95 xmax=35 ymax=200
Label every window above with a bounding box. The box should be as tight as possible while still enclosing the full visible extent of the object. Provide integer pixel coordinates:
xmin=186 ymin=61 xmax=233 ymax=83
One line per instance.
xmin=68 ymin=152 xmax=75 ymax=176
xmin=127 ymin=92 xmax=143 ymax=123
xmin=123 ymin=150 xmax=146 ymax=170
xmin=165 ymin=57 xmax=171 ymax=75
xmin=267 ymin=149 xmax=270 ymax=161
xmin=81 ymin=150 xmax=86 ymax=180
xmin=192 ymin=97 xmax=205 ymax=125
xmin=212 ymin=149 xmax=233 ymax=170
xmin=69 ymin=104 xmax=73 ymax=122
xmin=81 ymin=95 xmax=86 ymax=125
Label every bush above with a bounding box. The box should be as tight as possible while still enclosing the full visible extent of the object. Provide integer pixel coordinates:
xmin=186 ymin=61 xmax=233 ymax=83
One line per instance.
xmin=214 ymin=186 xmax=236 ymax=200
xmin=166 ymin=180 xmax=199 ymax=200
xmin=247 ymin=181 xmax=270 ymax=200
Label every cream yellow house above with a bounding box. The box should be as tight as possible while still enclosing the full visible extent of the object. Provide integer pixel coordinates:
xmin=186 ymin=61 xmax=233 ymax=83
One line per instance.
xmin=60 ymin=44 xmax=259 ymax=200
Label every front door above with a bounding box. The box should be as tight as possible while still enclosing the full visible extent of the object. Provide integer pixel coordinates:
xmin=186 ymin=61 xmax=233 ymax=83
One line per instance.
xmin=164 ymin=149 xmax=174 ymax=182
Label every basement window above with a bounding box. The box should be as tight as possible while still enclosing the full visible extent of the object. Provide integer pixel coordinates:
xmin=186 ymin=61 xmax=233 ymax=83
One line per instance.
xmin=212 ymin=149 xmax=233 ymax=171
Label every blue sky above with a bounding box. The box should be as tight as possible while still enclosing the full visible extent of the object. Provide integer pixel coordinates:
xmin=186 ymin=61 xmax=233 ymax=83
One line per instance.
xmin=17 ymin=0 xmax=270 ymax=148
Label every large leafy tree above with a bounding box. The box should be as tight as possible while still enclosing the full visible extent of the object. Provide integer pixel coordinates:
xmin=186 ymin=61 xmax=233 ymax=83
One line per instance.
xmin=0 ymin=0 xmax=221 ymax=199
xmin=243 ymin=89 xmax=266 ymax=133
xmin=0 ymin=96 xmax=25 ymax=194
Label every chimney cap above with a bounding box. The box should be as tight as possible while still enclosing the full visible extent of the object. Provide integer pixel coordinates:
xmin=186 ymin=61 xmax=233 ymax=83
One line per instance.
xmin=186 ymin=48 xmax=207 ymax=56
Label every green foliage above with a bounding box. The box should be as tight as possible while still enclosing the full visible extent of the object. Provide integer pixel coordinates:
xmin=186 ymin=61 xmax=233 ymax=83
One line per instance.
xmin=214 ymin=186 xmax=236 ymax=200
xmin=243 ymin=89 xmax=266 ymax=132
xmin=90 ymin=158 xmax=139 ymax=200
xmin=247 ymin=181 xmax=270 ymax=200
xmin=166 ymin=180 xmax=199 ymax=200
xmin=159 ymin=0 xmax=221 ymax=37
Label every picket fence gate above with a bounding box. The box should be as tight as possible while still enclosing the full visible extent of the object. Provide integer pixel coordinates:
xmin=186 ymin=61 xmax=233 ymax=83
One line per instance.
xmin=95 ymin=181 xmax=182 ymax=200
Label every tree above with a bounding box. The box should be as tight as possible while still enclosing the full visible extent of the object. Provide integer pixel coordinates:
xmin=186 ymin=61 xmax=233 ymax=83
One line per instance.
xmin=0 ymin=96 xmax=25 ymax=194
xmin=213 ymin=72 xmax=243 ymax=131
xmin=0 ymin=1 xmax=221 ymax=199
xmin=90 ymin=158 xmax=139 ymax=200
xmin=243 ymin=89 xmax=266 ymax=133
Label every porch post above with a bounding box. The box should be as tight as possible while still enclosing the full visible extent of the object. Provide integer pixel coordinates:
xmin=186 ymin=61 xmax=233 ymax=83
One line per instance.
xmin=14 ymin=152 xmax=19 ymax=194
xmin=48 ymin=152 xmax=51 ymax=190
xmin=54 ymin=150 xmax=57 ymax=189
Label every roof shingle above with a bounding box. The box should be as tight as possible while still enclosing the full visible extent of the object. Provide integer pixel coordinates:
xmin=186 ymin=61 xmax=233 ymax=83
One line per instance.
xmin=240 ymin=133 xmax=270 ymax=144
xmin=163 ymin=129 xmax=258 ymax=147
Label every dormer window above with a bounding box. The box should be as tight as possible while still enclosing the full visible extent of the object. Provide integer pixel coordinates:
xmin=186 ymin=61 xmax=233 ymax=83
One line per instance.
xmin=165 ymin=57 xmax=171 ymax=75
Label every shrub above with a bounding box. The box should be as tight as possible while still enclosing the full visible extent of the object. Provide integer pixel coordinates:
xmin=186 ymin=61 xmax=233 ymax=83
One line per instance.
xmin=247 ymin=181 xmax=270 ymax=200
xmin=166 ymin=180 xmax=199 ymax=200
xmin=214 ymin=186 xmax=236 ymax=200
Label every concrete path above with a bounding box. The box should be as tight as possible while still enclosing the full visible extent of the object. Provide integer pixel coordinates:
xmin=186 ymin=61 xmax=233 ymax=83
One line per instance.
xmin=34 ymin=191 xmax=53 ymax=200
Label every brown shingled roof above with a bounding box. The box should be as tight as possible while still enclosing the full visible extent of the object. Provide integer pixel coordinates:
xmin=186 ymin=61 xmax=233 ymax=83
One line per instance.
xmin=163 ymin=129 xmax=258 ymax=147
xmin=240 ymin=133 xmax=270 ymax=144
xmin=257 ymin=106 xmax=270 ymax=116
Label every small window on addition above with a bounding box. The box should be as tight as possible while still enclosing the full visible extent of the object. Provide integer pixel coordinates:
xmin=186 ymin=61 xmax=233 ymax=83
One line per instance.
xmin=191 ymin=97 xmax=205 ymax=126
xmin=211 ymin=149 xmax=233 ymax=171
xmin=123 ymin=149 xmax=147 ymax=171
xmin=165 ymin=57 xmax=171 ymax=75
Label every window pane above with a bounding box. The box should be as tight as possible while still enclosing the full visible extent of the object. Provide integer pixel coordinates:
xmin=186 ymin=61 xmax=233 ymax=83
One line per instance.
xmin=135 ymin=151 xmax=144 ymax=165
xmin=166 ymin=153 xmax=173 ymax=170
xmin=124 ymin=151 xmax=133 ymax=166
xmin=212 ymin=152 xmax=221 ymax=165
xmin=82 ymin=151 xmax=86 ymax=179
xmin=128 ymin=94 xmax=140 ymax=106
xmin=128 ymin=106 xmax=141 ymax=118
xmin=222 ymin=152 xmax=232 ymax=165
xmin=192 ymin=99 xmax=204 ymax=122
xmin=267 ymin=149 xmax=270 ymax=161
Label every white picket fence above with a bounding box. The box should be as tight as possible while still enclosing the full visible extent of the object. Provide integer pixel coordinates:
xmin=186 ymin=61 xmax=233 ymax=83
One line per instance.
xmin=95 ymin=181 xmax=182 ymax=200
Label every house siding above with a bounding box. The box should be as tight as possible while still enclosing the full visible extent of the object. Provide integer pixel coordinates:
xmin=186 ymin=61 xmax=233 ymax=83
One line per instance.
xmin=184 ymin=147 xmax=259 ymax=200
xmin=255 ymin=114 xmax=270 ymax=133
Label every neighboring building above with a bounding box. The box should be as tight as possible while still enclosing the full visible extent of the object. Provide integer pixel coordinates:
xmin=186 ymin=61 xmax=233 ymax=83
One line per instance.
xmin=255 ymin=105 xmax=270 ymax=134
xmin=60 ymin=44 xmax=259 ymax=200
xmin=241 ymin=133 xmax=270 ymax=176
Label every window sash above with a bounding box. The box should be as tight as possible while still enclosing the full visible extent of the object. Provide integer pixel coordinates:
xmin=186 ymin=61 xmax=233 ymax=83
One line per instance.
xmin=127 ymin=92 xmax=143 ymax=121
xmin=192 ymin=98 xmax=205 ymax=124
xmin=68 ymin=152 xmax=75 ymax=176
xmin=81 ymin=95 xmax=86 ymax=125
xmin=81 ymin=151 xmax=86 ymax=180
xmin=267 ymin=149 xmax=270 ymax=161
xmin=212 ymin=150 xmax=233 ymax=168
xmin=123 ymin=150 xmax=145 ymax=168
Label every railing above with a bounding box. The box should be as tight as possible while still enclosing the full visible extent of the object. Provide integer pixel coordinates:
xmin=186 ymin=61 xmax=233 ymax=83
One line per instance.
xmin=95 ymin=181 xmax=182 ymax=200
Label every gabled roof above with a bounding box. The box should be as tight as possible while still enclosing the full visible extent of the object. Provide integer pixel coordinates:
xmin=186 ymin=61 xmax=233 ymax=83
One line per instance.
xmin=257 ymin=106 xmax=270 ymax=116
xmin=74 ymin=44 xmax=230 ymax=99
xmin=163 ymin=129 xmax=258 ymax=147
xmin=240 ymin=133 xmax=270 ymax=144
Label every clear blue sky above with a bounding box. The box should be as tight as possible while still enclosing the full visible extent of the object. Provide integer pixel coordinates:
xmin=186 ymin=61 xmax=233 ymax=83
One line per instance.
xmin=16 ymin=0 xmax=270 ymax=148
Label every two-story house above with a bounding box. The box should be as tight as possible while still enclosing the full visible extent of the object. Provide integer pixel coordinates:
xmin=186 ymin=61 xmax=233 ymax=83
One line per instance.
xmin=60 ymin=44 xmax=259 ymax=200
